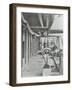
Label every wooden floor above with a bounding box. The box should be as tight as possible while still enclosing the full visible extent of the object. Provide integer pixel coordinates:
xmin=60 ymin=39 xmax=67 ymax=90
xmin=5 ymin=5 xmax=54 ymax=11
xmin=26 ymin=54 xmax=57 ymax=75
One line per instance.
xmin=21 ymin=55 xmax=44 ymax=77
xmin=21 ymin=55 xmax=63 ymax=77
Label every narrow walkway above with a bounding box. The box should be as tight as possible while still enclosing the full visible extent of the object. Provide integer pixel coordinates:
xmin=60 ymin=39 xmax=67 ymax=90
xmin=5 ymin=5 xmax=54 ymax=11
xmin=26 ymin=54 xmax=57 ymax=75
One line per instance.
xmin=21 ymin=55 xmax=63 ymax=77
xmin=21 ymin=55 xmax=44 ymax=77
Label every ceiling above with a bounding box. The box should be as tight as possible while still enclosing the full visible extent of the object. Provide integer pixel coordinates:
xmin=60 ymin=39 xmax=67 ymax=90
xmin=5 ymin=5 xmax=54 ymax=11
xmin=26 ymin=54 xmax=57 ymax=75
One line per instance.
xmin=22 ymin=13 xmax=63 ymax=30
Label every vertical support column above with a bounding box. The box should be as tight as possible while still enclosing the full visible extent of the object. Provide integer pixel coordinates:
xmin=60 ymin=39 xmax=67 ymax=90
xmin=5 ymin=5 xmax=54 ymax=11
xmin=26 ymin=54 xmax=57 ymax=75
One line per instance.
xmin=21 ymin=26 xmax=25 ymax=69
xmin=33 ymin=38 xmax=34 ymax=56
xmin=30 ymin=34 xmax=32 ymax=57
xmin=28 ymin=31 xmax=31 ymax=63
xmin=25 ymin=29 xmax=29 ymax=65
xmin=32 ymin=37 xmax=35 ymax=56
xmin=29 ymin=33 xmax=31 ymax=58
xmin=39 ymin=37 xmax=41 ymax=50
xmin=56 ymin=36 xmax=60 ymax=49
xmin=21 ymin=27 xmax=23 ymax=69
xmin=24 ymin=29 xmax=26 ymax=64
xmin=31 ymin=35 xmax=33 ymax=57
xmin=59 ymin=35 xmax=63 ymax=49
xmin=22 ymin=27 xmax=25 ymax=67
xmin=36 ymin=38 xmax=38 ymax=54
xmin=34 ymin=38 xmax=36 ymax=56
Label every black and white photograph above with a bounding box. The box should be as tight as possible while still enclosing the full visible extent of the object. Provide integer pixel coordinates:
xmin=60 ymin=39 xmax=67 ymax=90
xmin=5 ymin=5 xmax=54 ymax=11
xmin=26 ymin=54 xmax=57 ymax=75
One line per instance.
xmin=21 ymin=13 xmax=63 ymax=77
xmin=9 ymin=4 xmax=70 ymax=86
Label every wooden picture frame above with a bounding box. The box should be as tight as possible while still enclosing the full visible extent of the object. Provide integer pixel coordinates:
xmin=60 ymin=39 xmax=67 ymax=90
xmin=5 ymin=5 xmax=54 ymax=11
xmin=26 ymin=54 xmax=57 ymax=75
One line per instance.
xmin=9 ymin=3 xmax=70 ymax=86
